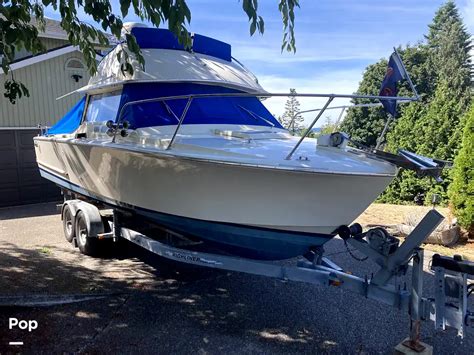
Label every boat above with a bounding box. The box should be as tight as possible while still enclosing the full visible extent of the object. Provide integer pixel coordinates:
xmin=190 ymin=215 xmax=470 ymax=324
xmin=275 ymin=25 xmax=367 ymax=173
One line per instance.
xmin=33 ymin=24 xmax=446 ymax=260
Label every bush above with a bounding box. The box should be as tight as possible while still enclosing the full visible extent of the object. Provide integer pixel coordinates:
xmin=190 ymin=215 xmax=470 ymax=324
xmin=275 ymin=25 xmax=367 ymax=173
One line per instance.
xmin=448 ymin=104 xmax=474 ymax=235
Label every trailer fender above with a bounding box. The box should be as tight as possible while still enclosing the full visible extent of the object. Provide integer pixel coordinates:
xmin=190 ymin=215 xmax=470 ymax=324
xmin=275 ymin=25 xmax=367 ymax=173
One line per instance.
xmin=61 ymin=200 xmax=79 ymax=221
xmin=62 ymin=200 xmax=104 ymax=238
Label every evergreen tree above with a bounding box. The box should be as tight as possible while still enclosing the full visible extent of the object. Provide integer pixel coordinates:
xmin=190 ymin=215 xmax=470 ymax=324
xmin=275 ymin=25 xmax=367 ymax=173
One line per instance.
xmin=379 ymin=102 xmax=432 ymax=204
xmin=340 ymin=44 xmax=432 ymax=147
xmin=280 ymin=88 xmax=304 ymax=133
xmin=339 ymin=60 xmax=388 ymax=146
xmin=426 ymin=1 xmax=472 ymax=100
xmin=448 ymin=104 xmax=473 ymax=235
xmin=382 ymin=1 xmax=472 ymax=204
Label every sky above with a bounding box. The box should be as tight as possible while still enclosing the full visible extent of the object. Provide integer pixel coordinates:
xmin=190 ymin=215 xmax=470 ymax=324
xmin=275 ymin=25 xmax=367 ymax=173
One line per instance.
xmin=45 ymin=0 xmax=474 ymax=126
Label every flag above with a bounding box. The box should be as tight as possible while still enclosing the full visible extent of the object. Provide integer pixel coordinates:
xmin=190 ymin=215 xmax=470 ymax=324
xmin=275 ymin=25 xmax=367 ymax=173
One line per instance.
xmin=379 ymin=52 xmax=407 ymax=116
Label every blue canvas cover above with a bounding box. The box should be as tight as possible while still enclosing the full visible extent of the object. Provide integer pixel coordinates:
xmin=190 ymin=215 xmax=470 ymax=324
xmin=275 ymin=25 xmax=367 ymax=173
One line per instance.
xmin=118 ymin=83 xmax=283 ymax=129
xmin=130 ymin=27 xmax=184 ymax=50
xmin=193 ymin=34 xmax=231 ymax=61
xmin=47 ymin=96 xmax=86 ymax=135
xmin=129 ymin=27 xmax=232 ymax=61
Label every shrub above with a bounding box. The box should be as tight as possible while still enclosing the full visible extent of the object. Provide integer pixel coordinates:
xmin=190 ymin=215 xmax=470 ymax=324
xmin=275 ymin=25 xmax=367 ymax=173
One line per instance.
xmin=448 ymin=104 xmax=473 ymax=235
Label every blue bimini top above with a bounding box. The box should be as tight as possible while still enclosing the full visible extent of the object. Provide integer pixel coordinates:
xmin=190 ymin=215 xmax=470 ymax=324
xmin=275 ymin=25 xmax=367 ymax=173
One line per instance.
xmin=118 ymin=82 xmax=283 ymax=129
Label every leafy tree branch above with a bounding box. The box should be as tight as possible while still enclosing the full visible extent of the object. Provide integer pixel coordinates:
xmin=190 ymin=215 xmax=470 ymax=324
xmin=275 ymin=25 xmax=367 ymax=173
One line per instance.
xmin=0 ymin=0 xmax=300 ymax=103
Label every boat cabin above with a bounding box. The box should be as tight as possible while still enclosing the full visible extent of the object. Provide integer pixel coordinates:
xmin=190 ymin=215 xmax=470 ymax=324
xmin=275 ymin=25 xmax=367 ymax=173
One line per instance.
xmin=48 ymin=26 xmax=284 ymax=137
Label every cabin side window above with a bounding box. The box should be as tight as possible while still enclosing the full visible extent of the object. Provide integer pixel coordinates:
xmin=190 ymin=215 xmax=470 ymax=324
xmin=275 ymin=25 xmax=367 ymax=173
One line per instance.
xmin=84 ymin=91 xmax=122 ymax=123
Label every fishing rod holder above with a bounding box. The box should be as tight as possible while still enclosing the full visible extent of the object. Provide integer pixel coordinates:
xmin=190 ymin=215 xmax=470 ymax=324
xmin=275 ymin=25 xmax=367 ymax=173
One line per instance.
xmin=106 ymin=119 xmax=130 ymax=142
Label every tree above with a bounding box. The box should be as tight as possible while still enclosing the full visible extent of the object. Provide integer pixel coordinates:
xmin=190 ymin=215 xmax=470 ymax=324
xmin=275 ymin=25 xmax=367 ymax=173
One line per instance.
xmin=339 ymin=59 xmax=388 ymax=147
xmin=425 ymin=1 xmax=472 ymax=99
xmin=382 ymin=1 xmax=472 ymax=204
xmin=319 ymin=117 xmax=338 ymax=135
xmin=448 ymin=104 xmax=473 ymax=236
xmin=339 ymin=44 xmax=433 ymax=148
xmin=380 ymin=46 xmax=437 ymax=204
xmin=0 ymin=0 xmax=300 ymax=103
xmin=378 ymin=102 xmax=431 ymax=204
xmin=279 ymin=88 xmax=304 ymax=133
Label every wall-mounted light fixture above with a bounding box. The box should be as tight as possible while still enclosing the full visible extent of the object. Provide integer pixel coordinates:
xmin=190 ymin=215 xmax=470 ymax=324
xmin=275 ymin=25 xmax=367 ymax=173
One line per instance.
xmin=71 ymin=74 xmax=83 ymax=82
xmin=65 ymin=58 xmax=86 ymax=83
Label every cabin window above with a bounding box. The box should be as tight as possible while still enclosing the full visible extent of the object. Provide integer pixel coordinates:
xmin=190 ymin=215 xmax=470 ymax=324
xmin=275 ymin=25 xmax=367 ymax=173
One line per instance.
xmin=84 ymin=91 xmax=122 ymax=123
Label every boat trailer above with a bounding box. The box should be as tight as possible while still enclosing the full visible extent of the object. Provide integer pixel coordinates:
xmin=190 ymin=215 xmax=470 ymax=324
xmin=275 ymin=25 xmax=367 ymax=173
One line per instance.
xmin=62 ymin=199 xmax=473 ymax=353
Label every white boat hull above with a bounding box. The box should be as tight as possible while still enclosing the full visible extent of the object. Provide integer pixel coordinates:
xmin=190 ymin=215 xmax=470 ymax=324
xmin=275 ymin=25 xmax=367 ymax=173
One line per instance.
xmin=34 ymin=137 xmax=394 ymax=235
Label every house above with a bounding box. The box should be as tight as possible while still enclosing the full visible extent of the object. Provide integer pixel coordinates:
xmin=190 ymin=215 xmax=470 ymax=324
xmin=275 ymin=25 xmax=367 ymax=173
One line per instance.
xmin=0 ymin=18 xmax=106 ymax=207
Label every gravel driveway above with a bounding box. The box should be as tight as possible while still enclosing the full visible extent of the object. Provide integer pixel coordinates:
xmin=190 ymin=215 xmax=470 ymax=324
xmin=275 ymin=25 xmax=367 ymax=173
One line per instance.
xmin=0 ymin=202 xmax=472 ymax=354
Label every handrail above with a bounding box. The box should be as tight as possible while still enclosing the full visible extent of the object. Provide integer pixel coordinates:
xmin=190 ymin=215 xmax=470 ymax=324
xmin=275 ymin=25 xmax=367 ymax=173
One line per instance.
xmin=285 ymin=97 xmax=334 ymax=160
xmin=166 ymin=97 xmax=193 ymax=150
xmin=115 ymin=91 xmax=419 ymax=159
xmin=298 ymin=102 xmax=396 ymax=115
xmin=116 ymin=92 xmax=418 ymax=123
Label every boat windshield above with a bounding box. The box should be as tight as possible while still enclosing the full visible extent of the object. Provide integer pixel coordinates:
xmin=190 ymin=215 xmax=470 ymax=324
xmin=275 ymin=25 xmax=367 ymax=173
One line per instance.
xmin=85 ymin=91 xmax=122 ymax=123
xmin=118 ymin=83 xmax=283 ymax=129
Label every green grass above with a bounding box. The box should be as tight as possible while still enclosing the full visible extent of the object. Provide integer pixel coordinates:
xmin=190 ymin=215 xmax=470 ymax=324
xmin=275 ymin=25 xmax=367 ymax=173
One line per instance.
xmin=37 ymin=246 xmax=52 ymax=255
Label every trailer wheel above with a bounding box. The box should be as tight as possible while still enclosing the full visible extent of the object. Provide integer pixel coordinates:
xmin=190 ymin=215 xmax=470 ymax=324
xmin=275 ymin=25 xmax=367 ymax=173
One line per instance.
xmin=75 ymin=210 xmax=100 ymax=256
xmin=62 ymin=204 xmax=75 ymax=243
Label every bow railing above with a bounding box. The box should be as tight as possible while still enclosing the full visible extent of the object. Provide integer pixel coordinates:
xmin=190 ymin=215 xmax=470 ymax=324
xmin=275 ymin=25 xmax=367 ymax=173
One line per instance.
xmin=116 ymin=91 xmax=418 ymax=160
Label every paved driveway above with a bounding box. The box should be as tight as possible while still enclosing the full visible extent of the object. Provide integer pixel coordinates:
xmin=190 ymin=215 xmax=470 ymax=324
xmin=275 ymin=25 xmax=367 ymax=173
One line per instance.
xmin=0 ymin=203 xmax=472 ymax=354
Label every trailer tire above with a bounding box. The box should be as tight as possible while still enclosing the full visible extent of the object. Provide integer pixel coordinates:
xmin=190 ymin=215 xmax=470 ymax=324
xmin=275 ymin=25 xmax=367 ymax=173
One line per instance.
xmin=75 ymin=210 xmax=100 ymax=256
xmin=62 ymin=204 xmax=75 ymax=243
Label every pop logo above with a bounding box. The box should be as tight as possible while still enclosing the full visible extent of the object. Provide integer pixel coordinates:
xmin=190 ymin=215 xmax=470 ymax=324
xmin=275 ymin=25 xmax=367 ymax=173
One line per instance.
xmin=9 ymin=318 xmax=38 ymax=332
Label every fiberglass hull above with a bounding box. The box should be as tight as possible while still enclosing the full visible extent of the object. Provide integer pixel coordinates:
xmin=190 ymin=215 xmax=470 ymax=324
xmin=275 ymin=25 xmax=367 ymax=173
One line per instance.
xmin=34 ymin=137 xmax=395 ymax=259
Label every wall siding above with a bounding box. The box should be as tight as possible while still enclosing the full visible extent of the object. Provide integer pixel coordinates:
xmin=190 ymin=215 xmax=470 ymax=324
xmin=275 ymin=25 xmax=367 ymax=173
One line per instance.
xmin=0 ymin=51 xmax=90 ymax=127
xmin=42 ymin=38 xmax=69 ymax=51
xmin=14 ymin=38 xmax=69 ymax=61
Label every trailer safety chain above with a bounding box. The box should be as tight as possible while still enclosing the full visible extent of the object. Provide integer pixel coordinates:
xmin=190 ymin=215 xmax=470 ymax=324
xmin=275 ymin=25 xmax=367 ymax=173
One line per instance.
xmin=343 ymin=239 xmax=368 ymax=262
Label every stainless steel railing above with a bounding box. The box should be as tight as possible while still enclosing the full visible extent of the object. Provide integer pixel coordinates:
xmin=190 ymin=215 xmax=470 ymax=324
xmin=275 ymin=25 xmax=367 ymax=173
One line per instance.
xmin=116 ymin=91 xmax=418 ymax=160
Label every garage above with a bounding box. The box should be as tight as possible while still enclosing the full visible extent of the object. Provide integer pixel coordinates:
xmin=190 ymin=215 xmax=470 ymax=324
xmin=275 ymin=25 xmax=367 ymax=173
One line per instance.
xmin=0 ymin=129 xmax=61 ymax=208
xmin=0 ymin=18 xmax=97 ymax=208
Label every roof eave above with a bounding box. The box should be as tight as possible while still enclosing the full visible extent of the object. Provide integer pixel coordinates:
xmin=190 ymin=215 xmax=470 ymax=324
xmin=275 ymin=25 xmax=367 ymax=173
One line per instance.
xmin=0 ymin=46 xmax=103 ymax=75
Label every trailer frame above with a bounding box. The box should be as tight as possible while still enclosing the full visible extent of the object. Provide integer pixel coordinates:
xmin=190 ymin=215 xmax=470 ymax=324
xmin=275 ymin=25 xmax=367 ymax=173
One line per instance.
xmin=60 ymin=197 xmax=473 ymax=353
